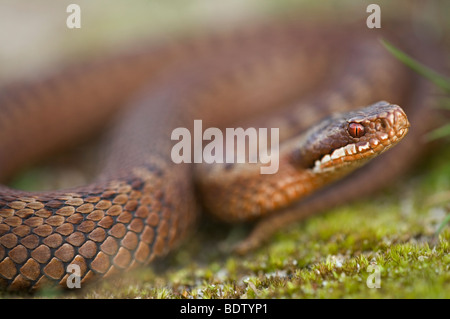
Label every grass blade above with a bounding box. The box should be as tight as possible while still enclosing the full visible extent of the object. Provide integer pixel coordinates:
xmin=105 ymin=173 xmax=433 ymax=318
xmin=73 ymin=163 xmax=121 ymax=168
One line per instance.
xmin=381 ymin=39 xmax=450 ymax=93
xmin=435 ymin=213 xmax=450 ymax=236
xmin=425 ymin=123 xmax=450 ymax=141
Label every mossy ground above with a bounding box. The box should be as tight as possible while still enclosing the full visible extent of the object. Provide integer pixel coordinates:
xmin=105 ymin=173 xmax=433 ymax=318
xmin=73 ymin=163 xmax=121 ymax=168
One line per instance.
xmin=1 ymin=0 xmax=449 ymax=299
xmin=17 ymin=145 xmax=445 ymax=299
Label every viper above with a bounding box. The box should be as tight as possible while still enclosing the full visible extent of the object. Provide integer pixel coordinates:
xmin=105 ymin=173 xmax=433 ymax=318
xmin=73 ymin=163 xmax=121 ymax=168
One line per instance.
xmin=0 ymin=19 xmax=443 ymax=292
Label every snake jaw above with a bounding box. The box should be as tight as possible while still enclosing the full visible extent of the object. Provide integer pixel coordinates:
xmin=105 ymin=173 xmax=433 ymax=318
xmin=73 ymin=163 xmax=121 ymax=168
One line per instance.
xmin=312 ymin=142 xmax=372 ymax=173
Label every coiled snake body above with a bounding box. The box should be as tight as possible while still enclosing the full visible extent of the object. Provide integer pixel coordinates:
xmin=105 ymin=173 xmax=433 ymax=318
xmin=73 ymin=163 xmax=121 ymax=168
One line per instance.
xmin=0 ymin=21 xmax=442 ymax=292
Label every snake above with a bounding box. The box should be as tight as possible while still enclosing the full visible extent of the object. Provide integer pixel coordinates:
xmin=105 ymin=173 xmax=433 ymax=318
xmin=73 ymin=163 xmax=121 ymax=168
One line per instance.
xmin=0 ymin=19 xmax=443 ymax=292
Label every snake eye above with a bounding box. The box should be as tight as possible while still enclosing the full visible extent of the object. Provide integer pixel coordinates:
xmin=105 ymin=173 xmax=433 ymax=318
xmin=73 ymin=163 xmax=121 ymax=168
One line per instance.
xmin=348 ymin=122 xmax=365 ymax=138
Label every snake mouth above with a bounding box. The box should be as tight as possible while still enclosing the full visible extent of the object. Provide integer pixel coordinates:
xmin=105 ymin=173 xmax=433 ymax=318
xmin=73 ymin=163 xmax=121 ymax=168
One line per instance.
xmin=312 ymin=127 xmax=409 ymax=172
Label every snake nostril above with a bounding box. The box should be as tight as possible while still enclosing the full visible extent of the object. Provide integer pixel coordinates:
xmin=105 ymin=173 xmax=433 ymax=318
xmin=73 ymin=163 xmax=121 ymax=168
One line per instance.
xmin=394 ymin=109 xmax=408 ymax=128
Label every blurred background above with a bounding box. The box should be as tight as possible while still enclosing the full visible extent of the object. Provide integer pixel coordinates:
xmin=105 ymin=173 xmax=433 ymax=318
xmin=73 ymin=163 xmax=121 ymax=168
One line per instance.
xmin=0 ymin=0 xmax=448 ymax=81
xmin=1 ymin=0 xmax=448 ymax=190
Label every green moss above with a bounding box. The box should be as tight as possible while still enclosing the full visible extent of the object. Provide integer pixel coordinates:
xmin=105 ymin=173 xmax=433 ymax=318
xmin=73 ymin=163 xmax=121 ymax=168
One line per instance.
xmin=4 ymin=132 xmax=449 ymax=300
xmin=33 ymin=146 xmax=437 ymax=299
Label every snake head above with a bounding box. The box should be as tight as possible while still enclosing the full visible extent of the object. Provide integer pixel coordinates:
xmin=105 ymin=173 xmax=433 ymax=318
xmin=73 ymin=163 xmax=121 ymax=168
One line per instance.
xmin=290 ymin=101 xmax=410 ymax=173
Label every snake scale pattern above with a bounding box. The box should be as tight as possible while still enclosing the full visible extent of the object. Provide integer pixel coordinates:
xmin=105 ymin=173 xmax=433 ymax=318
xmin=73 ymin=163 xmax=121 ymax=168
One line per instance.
xmin=0 ymin=20 xmax=443 ymax=292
